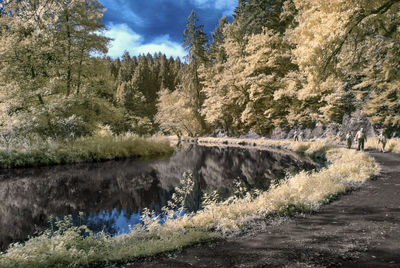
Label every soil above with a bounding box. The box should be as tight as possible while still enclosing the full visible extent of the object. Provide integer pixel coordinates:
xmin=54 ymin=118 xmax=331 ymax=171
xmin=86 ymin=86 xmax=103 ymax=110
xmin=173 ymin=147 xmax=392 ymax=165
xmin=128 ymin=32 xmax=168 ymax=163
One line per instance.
xmin=124 ymin=151 xmax=400 ymax=268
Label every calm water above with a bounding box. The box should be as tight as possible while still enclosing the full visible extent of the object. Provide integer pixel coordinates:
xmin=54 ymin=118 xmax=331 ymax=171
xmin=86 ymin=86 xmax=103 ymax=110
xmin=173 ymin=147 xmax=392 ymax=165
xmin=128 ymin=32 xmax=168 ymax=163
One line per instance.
xmin=0 ymin=144 xmax=314 ymax=250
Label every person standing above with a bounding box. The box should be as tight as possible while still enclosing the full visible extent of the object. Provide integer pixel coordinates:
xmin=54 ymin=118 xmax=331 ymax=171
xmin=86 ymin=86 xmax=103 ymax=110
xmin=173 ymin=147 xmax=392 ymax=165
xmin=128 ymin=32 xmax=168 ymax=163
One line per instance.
xmin=293 ymin=130 xmax=298 ymax=141
xmin=355 ymin=128 xmax=367 ymax=151
xmin=378 ymin=130 xmax=387 ymax=152
xmin=345 ymin=132 xmax=352 ymax=149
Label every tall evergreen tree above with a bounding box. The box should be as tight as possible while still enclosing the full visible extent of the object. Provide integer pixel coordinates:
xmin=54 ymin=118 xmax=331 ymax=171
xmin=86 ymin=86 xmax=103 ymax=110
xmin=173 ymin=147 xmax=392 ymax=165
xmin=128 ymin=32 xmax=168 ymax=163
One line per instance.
xmin=183 ymin=10 xmax=208 ymax=66
xmin=181 ymin=10 xmax=209 ymax=134
xmin=117 ymin=51 xmax=135 ymax=83
xmin=209 ymin=16 xmax=228 ymax=63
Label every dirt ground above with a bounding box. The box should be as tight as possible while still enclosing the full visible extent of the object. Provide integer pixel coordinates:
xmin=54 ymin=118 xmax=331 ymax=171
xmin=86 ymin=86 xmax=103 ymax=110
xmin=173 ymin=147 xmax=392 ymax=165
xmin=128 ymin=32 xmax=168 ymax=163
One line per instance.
xmin=124 ymin=152 xmax=400 ymax=268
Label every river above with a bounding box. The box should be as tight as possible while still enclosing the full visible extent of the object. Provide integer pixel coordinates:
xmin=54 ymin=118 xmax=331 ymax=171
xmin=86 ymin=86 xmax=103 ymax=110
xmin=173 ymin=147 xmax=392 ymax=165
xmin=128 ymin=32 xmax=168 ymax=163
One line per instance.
xmin=0 ymin=144 xmax=314 ymax=251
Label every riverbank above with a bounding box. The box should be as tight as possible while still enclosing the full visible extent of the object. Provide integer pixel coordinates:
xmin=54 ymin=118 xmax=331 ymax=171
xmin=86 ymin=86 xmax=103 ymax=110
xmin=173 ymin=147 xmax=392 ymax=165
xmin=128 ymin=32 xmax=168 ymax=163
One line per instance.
xmin=0 ymin=140 xmax=379 ymax=268
xmin=132 ymin=151 xmax=400 ymax=268
xmin=0 ymin=135 xmax=174 ymax=169
xmin=174 ymin=135 xmax=400 ymax=153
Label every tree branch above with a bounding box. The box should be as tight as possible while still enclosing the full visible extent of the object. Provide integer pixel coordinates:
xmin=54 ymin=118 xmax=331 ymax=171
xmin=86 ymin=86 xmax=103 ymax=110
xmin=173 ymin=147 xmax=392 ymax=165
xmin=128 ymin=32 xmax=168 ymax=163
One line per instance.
xmin=323 ymin=0 xmax=400 ymax=74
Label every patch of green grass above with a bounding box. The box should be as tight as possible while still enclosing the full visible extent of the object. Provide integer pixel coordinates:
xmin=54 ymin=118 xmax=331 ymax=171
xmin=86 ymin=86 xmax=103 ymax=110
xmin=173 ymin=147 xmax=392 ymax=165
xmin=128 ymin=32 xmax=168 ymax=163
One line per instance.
xmin=0 ymin=135 xmax=174 ymax=168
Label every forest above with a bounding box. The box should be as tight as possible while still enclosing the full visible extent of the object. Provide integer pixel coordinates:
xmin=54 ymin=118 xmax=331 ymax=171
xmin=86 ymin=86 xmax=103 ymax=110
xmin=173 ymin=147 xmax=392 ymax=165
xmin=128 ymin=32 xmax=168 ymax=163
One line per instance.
xmin=0 ymin=1 xmax=398 ymax=266
xmin=0 ymin=0 xmax=399 ymax=143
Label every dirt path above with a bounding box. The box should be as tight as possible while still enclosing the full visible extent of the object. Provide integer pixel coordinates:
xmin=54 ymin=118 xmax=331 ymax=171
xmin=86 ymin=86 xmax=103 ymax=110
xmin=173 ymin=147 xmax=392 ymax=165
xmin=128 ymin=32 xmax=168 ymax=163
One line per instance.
xmin=125 ymin=152 xmax=400 ymax=268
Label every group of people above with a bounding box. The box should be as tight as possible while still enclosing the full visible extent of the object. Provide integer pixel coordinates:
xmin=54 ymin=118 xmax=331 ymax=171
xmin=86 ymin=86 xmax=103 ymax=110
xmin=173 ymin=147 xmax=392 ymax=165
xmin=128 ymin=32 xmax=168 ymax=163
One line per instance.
xmin=345 ymin=128 xmax=387 ymax=152
xmin=293 ymin=128 xmax=387 ymax=152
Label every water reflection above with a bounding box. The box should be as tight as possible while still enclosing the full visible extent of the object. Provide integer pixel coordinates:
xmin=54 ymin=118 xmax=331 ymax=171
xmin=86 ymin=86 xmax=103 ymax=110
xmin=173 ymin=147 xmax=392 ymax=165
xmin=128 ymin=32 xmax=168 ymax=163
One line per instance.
xmin=0 ymin=145 xmax=314 ymax=250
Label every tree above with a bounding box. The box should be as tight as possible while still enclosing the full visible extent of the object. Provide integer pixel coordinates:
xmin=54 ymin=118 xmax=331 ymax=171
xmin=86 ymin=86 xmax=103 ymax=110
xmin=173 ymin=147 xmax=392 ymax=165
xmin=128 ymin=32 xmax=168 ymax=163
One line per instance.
xmin=233 ymin=0 xmax=292 ymax=35
xmin=241 ymin=29 xmax=299 ymax=134
xmin=56 ymin=0 xmax=110 ymax=96
xmin=201 ymin=0 xmax=302 ymax=135
xmin=0 ymin=0 xmax=113 ymax=138
xmin=209 ymin=16 xmax=228 ymax=63
xmin=178 ymin=11 xmax=209 ymax=135
xmin=117 ymin=51 xmax=136 ymax=83
xmin=183 ymin=11 xmax=208 ymax=65
xmin=291 ymin=0 xmax=400 ymax=130
xmin=131 ymin=55 xmax=159 ymax=121
xmin=155 ymin=88 xmax=203 ymax=138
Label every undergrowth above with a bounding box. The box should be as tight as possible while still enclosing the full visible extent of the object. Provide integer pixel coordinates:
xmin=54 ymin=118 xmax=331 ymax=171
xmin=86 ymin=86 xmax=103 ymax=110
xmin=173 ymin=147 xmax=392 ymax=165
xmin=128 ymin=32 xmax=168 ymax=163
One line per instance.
xmin=0 ymin=142 xmax=380 ymax=268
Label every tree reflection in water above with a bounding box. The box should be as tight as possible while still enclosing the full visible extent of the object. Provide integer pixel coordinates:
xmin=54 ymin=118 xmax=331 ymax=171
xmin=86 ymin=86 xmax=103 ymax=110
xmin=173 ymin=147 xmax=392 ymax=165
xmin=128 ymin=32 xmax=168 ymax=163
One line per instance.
xmin=0 ymin=144 xmax=314 ymax=250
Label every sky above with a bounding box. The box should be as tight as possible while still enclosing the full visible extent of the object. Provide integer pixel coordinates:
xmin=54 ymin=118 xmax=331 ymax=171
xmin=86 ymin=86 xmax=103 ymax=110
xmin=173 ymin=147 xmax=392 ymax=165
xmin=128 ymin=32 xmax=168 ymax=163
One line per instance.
xmin=99 ymin=0 xmax=237 ymax=59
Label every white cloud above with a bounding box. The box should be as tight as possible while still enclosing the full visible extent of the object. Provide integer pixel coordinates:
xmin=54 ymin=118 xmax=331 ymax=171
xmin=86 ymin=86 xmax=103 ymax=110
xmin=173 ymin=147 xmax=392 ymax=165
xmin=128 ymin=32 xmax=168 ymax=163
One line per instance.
xmin=215 ymin=0 xmax=236 ymax=10
xmin=193 ymin=0 xmax=236 ymax=13
xmin=105 ymin=23 xmax=187 ymax=59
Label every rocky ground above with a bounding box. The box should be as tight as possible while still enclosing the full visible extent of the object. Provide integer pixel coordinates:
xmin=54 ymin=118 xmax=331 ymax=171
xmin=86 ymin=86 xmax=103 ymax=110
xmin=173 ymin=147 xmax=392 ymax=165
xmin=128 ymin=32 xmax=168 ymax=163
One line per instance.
xmin=124 ymin=151 xmax=400 ymax=268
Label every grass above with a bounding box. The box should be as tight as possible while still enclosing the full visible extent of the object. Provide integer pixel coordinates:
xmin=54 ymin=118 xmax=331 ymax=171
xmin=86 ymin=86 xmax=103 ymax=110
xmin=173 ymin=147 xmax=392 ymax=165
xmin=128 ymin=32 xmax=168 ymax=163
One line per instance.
xmin=0 ymin=217 xmax=217 ymax=268
xmin=0 ymin=140 xmax=380 ymax=268
xmin=0 ymin=135 xmax=174 ymax=168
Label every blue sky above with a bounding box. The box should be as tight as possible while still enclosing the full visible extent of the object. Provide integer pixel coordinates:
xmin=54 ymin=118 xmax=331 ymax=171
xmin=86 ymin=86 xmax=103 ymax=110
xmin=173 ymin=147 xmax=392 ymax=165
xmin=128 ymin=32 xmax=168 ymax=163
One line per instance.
xmin=100 ymin=0 xmax=237 ymax=58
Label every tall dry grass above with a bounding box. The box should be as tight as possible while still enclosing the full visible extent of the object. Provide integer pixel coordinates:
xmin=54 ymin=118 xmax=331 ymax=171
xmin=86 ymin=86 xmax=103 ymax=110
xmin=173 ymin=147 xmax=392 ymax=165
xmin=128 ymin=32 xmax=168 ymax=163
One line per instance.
xmin=365 ymin=137 xmax=400 ymax=153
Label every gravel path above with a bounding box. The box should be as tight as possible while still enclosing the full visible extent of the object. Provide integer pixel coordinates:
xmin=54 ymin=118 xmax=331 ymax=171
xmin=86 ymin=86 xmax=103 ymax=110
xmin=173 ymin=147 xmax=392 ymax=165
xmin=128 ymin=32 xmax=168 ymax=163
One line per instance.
xmin=125 ymin=152 xmax=400 ymax=268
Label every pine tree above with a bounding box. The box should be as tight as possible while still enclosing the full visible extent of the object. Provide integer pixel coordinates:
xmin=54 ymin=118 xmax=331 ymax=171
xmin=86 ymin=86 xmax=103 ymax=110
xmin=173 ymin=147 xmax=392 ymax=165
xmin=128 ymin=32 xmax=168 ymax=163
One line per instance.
xmin=209 ymin=16 xmax=228 ymax=63
xmin=181 ymin=10 xmax=209 ymax=134
xmin=183 ymin=11 xmax=208 ymax=65
xmin=117 ymin=51 xmax=135 ymax=83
